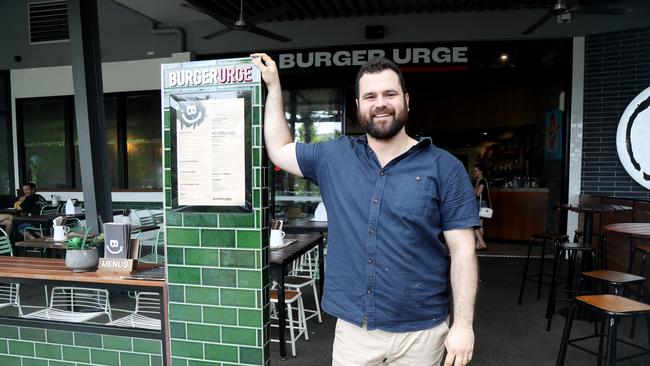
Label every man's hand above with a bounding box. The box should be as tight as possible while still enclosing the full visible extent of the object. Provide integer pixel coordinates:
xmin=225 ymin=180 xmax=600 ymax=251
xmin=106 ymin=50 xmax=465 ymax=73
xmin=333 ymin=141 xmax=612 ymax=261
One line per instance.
xmin=250 ymin=53 xmax=280 ymax=90
xmin=443 ymin=324 xmax=474 ymax=365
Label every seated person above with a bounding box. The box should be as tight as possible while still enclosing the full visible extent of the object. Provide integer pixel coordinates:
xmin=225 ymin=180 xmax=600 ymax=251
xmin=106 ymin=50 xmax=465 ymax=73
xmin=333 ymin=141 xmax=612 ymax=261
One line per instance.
xmin=16 ymin=182 xmax=47 ymax=239
xmin=0 ymin=188 xmax=25 ymax=234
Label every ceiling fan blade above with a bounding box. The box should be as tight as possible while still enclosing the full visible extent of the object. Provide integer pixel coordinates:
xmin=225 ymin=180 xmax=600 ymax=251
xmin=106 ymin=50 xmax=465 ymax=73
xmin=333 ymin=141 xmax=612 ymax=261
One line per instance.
xmin=246 ymin=25 xmax=291 ymax=43
xmin=571 ymin=5 xmax=631 ymax=15
xmin=522 ymin=10 xmax=559 ymax=35
xmin=202 ymin=27 xmax=235 ymax=40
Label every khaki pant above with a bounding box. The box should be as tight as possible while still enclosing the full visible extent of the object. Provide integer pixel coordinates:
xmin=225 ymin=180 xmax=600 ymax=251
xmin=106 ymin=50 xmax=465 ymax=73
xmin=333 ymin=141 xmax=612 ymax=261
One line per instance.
xmin=332 ymin=318 xmax=449 ymax=366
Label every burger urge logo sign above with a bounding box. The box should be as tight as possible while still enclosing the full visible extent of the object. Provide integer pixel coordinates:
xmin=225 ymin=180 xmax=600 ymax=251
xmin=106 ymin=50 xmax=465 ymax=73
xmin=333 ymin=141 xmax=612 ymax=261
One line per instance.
xmin=616 ymin=86 xmax=650 ymax=190
xmin=179 ymin=101 xmax=206 ymax=129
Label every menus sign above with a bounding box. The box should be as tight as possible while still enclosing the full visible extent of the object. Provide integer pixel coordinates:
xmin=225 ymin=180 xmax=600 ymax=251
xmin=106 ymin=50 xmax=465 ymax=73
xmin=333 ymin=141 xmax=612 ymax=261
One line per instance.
xmin=162 ymin=58 xmax=258 ymax=212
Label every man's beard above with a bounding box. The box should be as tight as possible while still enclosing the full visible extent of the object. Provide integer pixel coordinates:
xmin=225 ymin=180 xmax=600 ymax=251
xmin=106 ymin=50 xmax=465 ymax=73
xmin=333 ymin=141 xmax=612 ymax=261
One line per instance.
xmin=357 ymin=105 xmax=408 ymax=140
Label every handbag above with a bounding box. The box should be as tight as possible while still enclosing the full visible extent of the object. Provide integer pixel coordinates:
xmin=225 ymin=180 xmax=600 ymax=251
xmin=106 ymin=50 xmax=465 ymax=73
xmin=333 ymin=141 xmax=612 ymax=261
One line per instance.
xmin=479 ymin=180 xmax=493 ymax=219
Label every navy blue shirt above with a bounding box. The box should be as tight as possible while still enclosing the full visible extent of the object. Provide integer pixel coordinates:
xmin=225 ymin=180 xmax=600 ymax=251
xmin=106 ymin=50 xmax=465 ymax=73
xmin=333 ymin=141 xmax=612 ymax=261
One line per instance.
xmin=296 ymin=135 xmax=479 ymax=332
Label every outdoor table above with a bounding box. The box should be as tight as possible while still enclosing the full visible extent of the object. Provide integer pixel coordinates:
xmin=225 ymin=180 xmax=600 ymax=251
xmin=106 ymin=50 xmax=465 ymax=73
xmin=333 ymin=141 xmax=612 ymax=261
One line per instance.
xmin=269 ymin=233 xmax=324 ymax=359
xmin=283 ymin=219 xmax=328 ymax=234
xmin=558 ymin=204 xmax=632 ymax=247
xmin=602 ymin=223 xmax=650 ymax=270
xmin=0 ymin=208 xmax=19 ymax=215
xmin=12 ymin=209 xmax=124 ymax=241
xmin=0 ymin=257 xmax=168 ymax=364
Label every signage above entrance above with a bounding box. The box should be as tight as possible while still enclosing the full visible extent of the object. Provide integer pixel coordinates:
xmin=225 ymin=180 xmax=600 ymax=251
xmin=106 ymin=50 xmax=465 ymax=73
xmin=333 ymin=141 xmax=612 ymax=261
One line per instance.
xmin=617 ymin=86 xmax=650 ymax=190
xmin=277 ymin=46 xmax=468 ymax=69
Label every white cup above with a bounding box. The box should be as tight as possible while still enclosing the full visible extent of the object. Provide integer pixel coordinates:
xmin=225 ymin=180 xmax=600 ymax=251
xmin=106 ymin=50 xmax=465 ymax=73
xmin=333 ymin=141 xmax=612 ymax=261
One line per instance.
xmin=270 ymin=229 xmax=286 ymax=247
xmin=52 ymin=225 xmax=70 ymax=241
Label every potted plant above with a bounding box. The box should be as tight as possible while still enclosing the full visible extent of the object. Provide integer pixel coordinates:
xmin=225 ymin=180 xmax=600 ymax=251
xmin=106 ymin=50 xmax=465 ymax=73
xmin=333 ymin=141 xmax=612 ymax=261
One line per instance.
xmin=65 ymin=232 xmax=103 ymax=272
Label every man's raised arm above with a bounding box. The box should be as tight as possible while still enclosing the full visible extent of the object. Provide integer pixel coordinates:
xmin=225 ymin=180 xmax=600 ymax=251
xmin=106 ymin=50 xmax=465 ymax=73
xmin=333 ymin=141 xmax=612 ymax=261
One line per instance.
xmin=250 ymin=53 xmax=303 ymax=177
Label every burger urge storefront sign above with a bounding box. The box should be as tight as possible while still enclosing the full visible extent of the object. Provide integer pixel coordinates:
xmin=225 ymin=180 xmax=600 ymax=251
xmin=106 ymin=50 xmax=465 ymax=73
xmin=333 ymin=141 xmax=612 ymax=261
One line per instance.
xmin=276 ymin=46 xmax=469 ymax=70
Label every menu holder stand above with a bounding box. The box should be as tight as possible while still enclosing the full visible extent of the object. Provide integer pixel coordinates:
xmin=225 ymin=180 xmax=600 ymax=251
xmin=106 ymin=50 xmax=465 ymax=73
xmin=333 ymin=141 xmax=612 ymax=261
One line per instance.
xmin=97 ymin=239 xmax=140 ymax=274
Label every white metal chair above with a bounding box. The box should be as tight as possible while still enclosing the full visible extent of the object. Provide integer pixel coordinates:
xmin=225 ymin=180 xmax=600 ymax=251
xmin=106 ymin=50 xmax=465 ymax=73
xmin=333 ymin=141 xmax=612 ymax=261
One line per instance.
xmin=22 ymin=204 xmax=61 ymax=241
xmin=139 ymin=228 xmax=166 ymax=264
xmin=23 ymin=287 xmax=112 ymax=323
xmin=108 ymin=292 xmax=161 ymax=330
xmin=270 ymin=288 xmax=309 ymax=357
xmin=286 ymin=247 xmax=322 ymax=323
xmin=0 ymin=228 xmax=22 ymax=316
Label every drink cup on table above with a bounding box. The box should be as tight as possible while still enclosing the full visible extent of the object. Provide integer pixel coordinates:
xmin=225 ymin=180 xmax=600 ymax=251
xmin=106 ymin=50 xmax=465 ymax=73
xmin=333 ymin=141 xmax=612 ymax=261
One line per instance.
xmin=270 ymin=229 xmax=285 ymax=247
xmin=52 ymin=225 xmax=70 ymax=241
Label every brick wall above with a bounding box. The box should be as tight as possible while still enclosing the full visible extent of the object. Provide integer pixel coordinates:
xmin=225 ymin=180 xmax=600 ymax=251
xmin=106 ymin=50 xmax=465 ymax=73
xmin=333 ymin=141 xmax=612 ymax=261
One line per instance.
xmin=582 ymin=26 xmax=650 ymax=199
xmin=163 ymin=67 xmax=269 ymax=365
xmin=0 ymin=326 xmax=162 ymax=366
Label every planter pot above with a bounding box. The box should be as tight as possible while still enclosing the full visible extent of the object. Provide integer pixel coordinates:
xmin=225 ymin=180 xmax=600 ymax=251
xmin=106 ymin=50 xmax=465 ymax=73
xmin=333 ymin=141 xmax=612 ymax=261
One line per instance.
xmin=65 ymin=248 xmax=99 ymax=272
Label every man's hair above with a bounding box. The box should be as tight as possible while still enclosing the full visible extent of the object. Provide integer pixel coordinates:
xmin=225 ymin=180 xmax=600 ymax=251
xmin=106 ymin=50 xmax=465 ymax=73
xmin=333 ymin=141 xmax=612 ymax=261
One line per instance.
xmin=474 ymin=164 xmax=485 ymax=173
xmin=22 ymin=182 xmax=36 ymax=191
xmin=355 ymin=57 xmax=407 ymax=98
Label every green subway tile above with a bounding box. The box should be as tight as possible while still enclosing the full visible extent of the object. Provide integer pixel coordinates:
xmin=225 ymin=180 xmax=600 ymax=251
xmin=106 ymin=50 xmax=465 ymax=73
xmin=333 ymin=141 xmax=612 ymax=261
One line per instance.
xmin=170 ymin=303 xmax=202 ymax=322
xmin=240 ymin=347 xmax=263 ymax=365
xmin=0 ymin=339 xmax=7 ymax=353
xmin=184 ymin=248 xmax=218 ymax=266
xmin=185 ymin=286 xmax=219 ymax=305
xmin=21 ymin=358 xmax=47 ymax=366
xmin=151 ymin=355 xmax=163 ymax=366
xmin=35 ymin=343 xmax=62 ymax=359
xmin=172 ymin=357 xmax=188 ymax=366
xmin=167 ymin=228 xmax=200 ymax=246
xmin=188 ymin=360 xmax=221 ymax=366
xmin=204 ymin=344 xmax=237 ymax=363
xmin=253 ymin=189 xmax=260 ymax=207
xmin=252 ymin=105 xmax=260 ymax=126
xmin=186 ymin=323 xmax=220 ymax=343
xmin=49 ymin=361 xmax=74 ymax=366
xmin=164 ymin=111 xmax=170 ymax=129
xmin=253 ymin=148 xmax=261 ymax=167
xmin=238 ymin=270 xmax=261 ymax=288
xmin=165 ymin=170 xmax=172 ymax=186
xmin=184 ymin=213 xmax=218 ymax=227
xmin=238 ymin=309 xmax=262 ymax=327
xmin=74 ymin=333 xmax=102 ymax=348
xmin=0 ymin=355 xmax=20 ymax=366
xmin=120 ymin=352 xmax=150 ymax=366
xmin=171 ymin=340 xmax=203 ymax=359
xmin=203 ymin=306 xmax=237 ymax=326
xmin=166 ymin=188 xmax=172 ymax=207
xmin=20 ymin=327 xmax=45 ymax=342
xmin=102 ymin=335 xmax=132 ymax=351
xmin=202 ymin=268 xmax=236 ymax=287
xmin=164 ymin=131 xmax=171 ymax=149
xmin=62 ymin=346 xmax=90 ymax=363
xmin=168 ymin=266 xmax=200 ymax=285
xmin=0 ymin=325 xmax=19 ymax=338
xmin=46 ymin=329 xmax=74 ymax=345
xmin=167 ymin=247 xmax=184 ymax=265
xmin=170 ymin=321 xmax=186 ymax=339
xmin=222 ymin=327 xmax=256 ymax=346
xmin=201 ymin=229 xmax=236 ymax=248
xmin=90 ymin=349 xmax=119 ymax=366
xmin=168 ymin=284 xmax=185 ymax=302
xmin=220 ymin=249 xmax=256 ymax=269
xmin=220 ymin=288 xmax=256 ymax=308
xmin=219 ymin=213 xmax=255 ymax=228
xmin=164 ymin=151 xmax=171 ymax=169
xmin=166 ymin=210 xmax=182 ymax=226
xmin=8 ymin=340 xmax=34 ymax=356
xmin=237 ymin=230 xmax=260 ymax=248
xmin=133 ymin=339 xmax=162 ymax=355
xmin=254 ymin=169 xmax=261 ymax=188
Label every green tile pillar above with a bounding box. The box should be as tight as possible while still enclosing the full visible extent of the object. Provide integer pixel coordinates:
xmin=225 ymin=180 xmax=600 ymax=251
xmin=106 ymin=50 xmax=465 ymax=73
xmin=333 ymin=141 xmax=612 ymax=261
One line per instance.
xmin=163 ymin=59 xmax=269 ymax=366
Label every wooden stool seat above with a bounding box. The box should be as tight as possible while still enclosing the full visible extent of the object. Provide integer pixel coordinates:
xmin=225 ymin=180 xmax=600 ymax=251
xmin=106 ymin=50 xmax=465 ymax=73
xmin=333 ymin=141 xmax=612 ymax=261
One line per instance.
xmin=581 ymin=270 xmax=645 ymax=286
xmin=270 ymin=289 xmax=301 ymax=302
xmin=532 ymin=233 xmax=569 ymax=241
xmin=633 ymin=243 xmax=650 ymax=253
xmin=557 ymin=242 xmax=593 ymax=251
xmin=577 ymin=294 xmax=650 ymax=315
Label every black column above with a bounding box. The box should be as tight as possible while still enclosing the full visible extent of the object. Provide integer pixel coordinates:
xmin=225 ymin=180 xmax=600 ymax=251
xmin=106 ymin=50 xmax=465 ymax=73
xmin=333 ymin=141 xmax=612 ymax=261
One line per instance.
xmin=67 ymin=0 xmax=113 ymax=234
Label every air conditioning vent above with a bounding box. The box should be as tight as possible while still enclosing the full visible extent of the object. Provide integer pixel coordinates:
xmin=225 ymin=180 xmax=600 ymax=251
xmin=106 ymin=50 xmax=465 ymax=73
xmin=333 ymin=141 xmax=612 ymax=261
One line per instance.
xmin=29 ymin=0 xmax=69 ymax=44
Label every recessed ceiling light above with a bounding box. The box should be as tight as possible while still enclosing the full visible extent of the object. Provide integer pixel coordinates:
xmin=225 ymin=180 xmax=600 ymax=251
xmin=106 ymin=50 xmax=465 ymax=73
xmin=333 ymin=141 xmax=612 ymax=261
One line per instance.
xmin=500 ymin=53 xmax=509 ymax=62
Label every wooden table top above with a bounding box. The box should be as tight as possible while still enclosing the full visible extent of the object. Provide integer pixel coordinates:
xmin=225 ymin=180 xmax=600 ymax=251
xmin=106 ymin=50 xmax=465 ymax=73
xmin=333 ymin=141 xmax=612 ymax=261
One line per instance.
xmin=0 ymin=208 xmax=19 ymax=215
xmin=558 ymin=203 xmax=632 ymax=214
xmin=604 ymin=223 xmax=650 ymax=239
xmin=0 ymin=257 xmax=165 ymax=288
xmin=283 ymin=219 xmax=328 ymax=234
xmin=269 ymin=234 xmax=323 ymax=266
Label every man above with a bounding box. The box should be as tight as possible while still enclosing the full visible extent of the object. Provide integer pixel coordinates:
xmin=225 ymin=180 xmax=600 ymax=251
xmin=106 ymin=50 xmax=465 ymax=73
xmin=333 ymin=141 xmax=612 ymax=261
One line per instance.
xmin=252 ymin=53 xmax=479 ymax=366
xmin=15 ymin=183 xmax=47 ymax=239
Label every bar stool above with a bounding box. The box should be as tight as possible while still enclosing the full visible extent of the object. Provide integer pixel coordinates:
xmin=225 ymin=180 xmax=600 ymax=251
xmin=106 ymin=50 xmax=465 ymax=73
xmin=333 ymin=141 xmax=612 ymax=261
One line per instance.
xmin=556 ymin=294 xmax=650 ymax=366
xmin=546 ymin=242 xmax=596 ymax=331
xmin=518 ymin=233 xmax=569 ymax=305
xmin=628 ymin=244 xmax=650 ymax=276
xmin=270 ymin=289 xmax=309 ymax=357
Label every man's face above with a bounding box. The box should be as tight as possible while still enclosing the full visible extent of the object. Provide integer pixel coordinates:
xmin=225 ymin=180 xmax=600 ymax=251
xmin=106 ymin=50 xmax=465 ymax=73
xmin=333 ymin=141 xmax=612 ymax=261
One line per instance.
xmin=356 ymin=70 xmax=409 ymax=140
xmin=22 ymin=185 xmax=33 ymax=196
xmin=473 ymin=168 xmax=481 ymax=178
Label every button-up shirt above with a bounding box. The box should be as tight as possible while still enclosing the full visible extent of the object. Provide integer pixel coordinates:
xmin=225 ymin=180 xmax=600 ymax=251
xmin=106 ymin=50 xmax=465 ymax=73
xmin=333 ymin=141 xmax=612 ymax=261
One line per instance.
xmin=296 ymin=135 xmax=479 ymax=332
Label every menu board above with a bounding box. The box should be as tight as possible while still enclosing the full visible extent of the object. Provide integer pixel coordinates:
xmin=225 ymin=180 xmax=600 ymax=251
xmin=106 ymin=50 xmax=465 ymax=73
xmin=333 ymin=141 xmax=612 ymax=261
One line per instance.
xmin=162 ymin=58 xmax=259 ymax=212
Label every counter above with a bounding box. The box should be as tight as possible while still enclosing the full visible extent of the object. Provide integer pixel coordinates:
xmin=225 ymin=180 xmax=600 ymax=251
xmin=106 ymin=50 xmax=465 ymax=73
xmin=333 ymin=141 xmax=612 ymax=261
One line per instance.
xmin=483 ymin=188 xmax=549 ymax=241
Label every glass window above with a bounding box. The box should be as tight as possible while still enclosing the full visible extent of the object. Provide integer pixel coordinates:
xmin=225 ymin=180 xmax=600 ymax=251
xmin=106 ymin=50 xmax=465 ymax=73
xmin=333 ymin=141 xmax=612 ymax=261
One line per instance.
xmin=0 ymin=72 xmax=12 ymax=195
xmin=21 ymin=99 xmax=68 ymax=188
xmin=273 ymin=88 xmax=343 ymax=219
xmin=126 ymin=95 xmax=162 ymax=189
xmin=104 ymin=96 xmax=119 ymax=188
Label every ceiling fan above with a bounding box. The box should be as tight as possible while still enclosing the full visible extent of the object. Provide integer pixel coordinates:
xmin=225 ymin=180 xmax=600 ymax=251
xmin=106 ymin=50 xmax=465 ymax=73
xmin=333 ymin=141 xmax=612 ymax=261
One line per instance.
xmin=184 ymin=0 xmax=290 ymax=42
xmin=522 ymin=0 xmax=632 ymax=35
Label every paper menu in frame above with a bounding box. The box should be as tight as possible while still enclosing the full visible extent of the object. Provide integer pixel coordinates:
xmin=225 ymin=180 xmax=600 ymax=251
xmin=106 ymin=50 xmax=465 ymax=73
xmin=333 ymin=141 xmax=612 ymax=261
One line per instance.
xmin=171 ymin=97 xmax=246 ymax=207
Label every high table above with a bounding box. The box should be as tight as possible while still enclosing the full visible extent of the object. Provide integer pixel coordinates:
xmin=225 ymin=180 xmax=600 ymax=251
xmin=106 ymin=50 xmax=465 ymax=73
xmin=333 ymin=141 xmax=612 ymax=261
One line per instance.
xmin=0 ymin=257 xmax=168 ymax=364
xmin=269 ymin=233 xmax=324 ymax=359
xmin=558 ymin=204 xmax=632 ymax=247
xmin=602 ymin=223 xmax=650 ymax=270
xmin=282 ymin=219 xmax=328 ymax=235
xmin=11 ymin=210 xmax=125 ymax=243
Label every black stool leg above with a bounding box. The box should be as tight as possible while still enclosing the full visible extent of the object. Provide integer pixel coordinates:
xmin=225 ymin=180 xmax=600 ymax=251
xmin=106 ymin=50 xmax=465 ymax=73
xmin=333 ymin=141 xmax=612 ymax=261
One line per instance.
xmin=538 ymin=239 xmax=547 ymax=299
xmin=606 ymin=317 xmax=618 ymax=366
xmin=556 ymin=302 xmax=578 ymax=366
xmin=518 ymin=238 xmax=535 ymax=306
xmin=601 ymin=235 xmax=608 ymax=269
xmin=628 ymin=247 xmax=637 ymax=273
xmin=597 ymin=319 xmax=606 ymax=366
xmin=547 ymin=246 xmax=563 ymax=330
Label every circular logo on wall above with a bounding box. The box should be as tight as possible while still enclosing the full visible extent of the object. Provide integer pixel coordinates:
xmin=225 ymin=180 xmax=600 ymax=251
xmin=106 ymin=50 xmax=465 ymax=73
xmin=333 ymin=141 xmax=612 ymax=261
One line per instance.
xmin=616 ymin=86 xmax=650 ymax=190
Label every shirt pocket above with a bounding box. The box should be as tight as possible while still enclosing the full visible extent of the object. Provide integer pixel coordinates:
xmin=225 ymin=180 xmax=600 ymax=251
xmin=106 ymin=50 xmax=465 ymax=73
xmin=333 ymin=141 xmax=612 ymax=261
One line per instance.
xmin=395 ymin=175 xmax=434 ymax=217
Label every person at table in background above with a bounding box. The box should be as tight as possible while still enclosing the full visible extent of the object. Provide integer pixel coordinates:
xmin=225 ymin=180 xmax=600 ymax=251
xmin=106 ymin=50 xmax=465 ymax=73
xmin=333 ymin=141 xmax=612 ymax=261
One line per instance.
xmin=473 ymin=164 xmax=488 ymax=250
xmin=0 ymin=188 xmax=25 ymax=234
xmin=253 ymin=53 xmax=479 ymax=366
xmin=16 ymin=183 xmax=47 ymax=239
